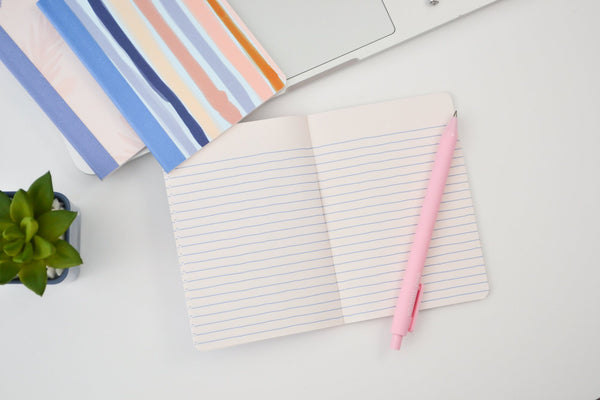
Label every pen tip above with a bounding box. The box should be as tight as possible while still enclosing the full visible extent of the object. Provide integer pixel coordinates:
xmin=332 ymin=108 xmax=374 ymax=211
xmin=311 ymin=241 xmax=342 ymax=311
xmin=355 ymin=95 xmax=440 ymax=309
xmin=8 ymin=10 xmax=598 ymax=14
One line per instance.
xmin=391 ymin=335 xmax=403 ymax=350
xmin=453 ymin=110 xmax=458 ymax=117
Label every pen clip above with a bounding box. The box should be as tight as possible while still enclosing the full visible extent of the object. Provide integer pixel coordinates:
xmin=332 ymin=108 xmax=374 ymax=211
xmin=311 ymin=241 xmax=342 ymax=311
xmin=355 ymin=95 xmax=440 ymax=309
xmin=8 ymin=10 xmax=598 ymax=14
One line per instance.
xmin=408 ymin=283 xmax=424 ymax=332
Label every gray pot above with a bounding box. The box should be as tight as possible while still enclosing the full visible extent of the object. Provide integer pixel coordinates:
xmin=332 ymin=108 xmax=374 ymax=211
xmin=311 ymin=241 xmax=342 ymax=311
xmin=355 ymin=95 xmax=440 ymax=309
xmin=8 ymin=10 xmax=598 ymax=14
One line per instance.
xmin=6 ymin=191 xmax=81 ymax=285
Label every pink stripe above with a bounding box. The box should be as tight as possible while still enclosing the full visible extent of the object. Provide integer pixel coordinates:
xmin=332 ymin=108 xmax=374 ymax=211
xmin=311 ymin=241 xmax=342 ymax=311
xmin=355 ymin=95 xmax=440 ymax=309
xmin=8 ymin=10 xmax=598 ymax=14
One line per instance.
xmin=220 ymin=0 xmax=285 ymax=80
xmin=133 ymin=0 xmax=240 ymax=124
xmin=181 ymin=0 xmax=274 ymax=101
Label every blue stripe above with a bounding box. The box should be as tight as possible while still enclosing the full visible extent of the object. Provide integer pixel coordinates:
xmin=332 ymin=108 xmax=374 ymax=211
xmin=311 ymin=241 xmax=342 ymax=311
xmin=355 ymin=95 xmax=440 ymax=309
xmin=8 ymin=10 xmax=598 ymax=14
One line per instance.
xmin=85 ymin=0 xmax=208 ymax=148
xmin=0 ymin=26 xmax=118 ymax=179
xmin=85 ymin=0 xmax=208 ymax=158
xmin=37 ymin=0 xmax=186 ymax=172
xmin=63 ymin=0 xmax=199 ymax=157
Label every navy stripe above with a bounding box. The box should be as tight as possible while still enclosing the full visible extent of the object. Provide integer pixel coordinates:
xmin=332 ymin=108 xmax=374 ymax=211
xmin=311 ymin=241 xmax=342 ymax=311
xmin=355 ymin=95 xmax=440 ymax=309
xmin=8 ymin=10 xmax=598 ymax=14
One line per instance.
xmin=64 ymin=0 xmax=199 ymax=156
xmin=86 ymin=0 xmax=209 ymax=147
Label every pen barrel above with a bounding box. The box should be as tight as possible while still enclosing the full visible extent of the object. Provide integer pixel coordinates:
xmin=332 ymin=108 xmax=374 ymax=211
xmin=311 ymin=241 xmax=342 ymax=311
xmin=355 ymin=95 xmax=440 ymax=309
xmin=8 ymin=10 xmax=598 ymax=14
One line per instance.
xmin=391 ymin=121 xmax=457 ymax=335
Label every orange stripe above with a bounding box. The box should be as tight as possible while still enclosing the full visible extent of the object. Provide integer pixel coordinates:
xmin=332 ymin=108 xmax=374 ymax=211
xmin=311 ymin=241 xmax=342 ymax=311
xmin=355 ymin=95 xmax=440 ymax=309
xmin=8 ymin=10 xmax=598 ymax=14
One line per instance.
xmin=132 ymin=0 xmax=241 ymax=124
xmin=206 ymin=0 xmax=285 ymax=92
xmin=219 ymin=0 xmax=285 ymax=80
xmin=182 ymin=0 xmax=274 ymax=101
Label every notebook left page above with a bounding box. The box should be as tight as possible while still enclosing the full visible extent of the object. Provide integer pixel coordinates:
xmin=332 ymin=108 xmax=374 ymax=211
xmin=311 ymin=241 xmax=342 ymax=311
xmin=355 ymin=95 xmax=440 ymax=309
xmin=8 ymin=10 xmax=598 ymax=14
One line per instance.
xmin=0 ymin=0 xmax=145 ymax=178
xmin=164 ymin=116 xmax=344 ymax=351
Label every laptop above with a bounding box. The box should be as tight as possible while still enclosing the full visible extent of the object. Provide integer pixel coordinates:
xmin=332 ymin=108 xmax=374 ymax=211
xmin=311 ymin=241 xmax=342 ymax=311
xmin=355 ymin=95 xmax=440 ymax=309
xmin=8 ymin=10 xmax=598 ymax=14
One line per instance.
xmin=67 ymin=0 xmax=498 ymax=174
xmin=228 ymin=0 xmax=499 ymax=89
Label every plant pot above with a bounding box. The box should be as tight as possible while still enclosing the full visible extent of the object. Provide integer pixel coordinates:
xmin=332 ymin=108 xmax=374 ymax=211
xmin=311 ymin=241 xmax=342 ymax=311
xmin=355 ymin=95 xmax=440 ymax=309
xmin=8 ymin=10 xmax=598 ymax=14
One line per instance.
xmin=6 ymin=191 xmax=81 ymax=285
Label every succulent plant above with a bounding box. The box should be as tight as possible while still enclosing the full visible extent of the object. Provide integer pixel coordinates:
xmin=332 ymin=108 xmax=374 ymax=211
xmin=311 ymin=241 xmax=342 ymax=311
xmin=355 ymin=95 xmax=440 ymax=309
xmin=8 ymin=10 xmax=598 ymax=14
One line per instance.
xmin=0 ymin=172 xmax=82 ymax=296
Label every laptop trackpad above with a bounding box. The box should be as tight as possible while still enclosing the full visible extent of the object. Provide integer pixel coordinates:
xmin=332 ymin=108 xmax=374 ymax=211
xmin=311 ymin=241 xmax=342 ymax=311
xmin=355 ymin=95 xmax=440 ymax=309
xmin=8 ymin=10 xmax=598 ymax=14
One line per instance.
xmin=228 ymin=0 xmax=395 ymax=79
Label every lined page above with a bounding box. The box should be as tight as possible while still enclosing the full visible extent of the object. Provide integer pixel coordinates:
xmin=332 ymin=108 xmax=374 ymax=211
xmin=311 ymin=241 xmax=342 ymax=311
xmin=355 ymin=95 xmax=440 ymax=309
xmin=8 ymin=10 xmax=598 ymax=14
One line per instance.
xmin=164 ymin=116 xmax=343 ymax=350
xmin=308 ymin=93 xmax=489 ymax=324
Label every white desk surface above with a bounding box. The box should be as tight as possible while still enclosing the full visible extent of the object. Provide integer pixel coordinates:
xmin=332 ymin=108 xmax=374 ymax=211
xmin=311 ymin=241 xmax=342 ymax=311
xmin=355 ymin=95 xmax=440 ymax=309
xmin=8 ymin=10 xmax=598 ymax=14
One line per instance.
xmin=1 ymin=0 xmax=599 ymax=398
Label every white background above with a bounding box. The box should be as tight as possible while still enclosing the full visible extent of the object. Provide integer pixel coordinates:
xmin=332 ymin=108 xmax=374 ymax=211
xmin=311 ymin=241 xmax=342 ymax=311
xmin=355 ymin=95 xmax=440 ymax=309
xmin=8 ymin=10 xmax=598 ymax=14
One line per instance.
xmin=1 ymin=0 xmax=599 ymax=398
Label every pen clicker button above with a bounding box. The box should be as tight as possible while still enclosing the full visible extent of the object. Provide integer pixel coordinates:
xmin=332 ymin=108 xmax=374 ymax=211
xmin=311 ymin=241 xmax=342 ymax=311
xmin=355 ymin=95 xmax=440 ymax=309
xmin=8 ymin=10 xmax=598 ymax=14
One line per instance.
xmin=408 ymin=284 xmax=424 ymax=332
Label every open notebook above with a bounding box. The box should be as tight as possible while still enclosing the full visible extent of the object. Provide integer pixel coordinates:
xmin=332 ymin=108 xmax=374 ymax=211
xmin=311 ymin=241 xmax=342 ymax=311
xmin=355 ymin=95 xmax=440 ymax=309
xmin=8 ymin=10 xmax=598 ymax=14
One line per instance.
xmin=164 ymin=93 xmax=489 ymax=350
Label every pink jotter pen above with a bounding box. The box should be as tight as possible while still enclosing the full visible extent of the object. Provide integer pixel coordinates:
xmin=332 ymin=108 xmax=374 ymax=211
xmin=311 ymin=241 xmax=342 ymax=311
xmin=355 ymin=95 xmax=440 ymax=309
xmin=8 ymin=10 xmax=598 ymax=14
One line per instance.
xmin=391 ymin=111 xmax=458 ymax=350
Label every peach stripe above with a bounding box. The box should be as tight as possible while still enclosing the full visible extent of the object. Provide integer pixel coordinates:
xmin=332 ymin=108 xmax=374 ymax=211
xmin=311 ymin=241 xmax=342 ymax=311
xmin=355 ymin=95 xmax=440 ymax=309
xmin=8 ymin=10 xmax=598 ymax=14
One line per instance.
xmin=132 ymin=0 xmax=241 ymax=124
xmin=181 ymin=0 xmax=274 ymax=101
xmin=219 ymin=0 xmax=285 ymax=81
xmin=104 ymin=0 xmax=220 ymax=138
xmin=206 ymin=0 xmax=285 ymax=92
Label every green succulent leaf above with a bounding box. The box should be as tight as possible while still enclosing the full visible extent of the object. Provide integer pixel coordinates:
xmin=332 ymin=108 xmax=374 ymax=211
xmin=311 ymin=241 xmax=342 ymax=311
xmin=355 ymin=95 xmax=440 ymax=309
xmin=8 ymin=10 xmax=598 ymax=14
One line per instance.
xmin=28 ymin=172 xmax=54 ymax=217
xmin=13 ymin=242 xmax=33 ymax=263
xmin=45 ymin=239 xmax=82 ymax=269
xmin=0 ymin=191 xmax=10 ymax=220
xmin=36 ymin=210 xmax=77 ymax=242
xmin=0 ymin=260 xmax=21 ymax=284
xmin=9 ymin=190 xmax=33 ymax=223
xmin=0 ymin=218 xmax=15 ymax=231
xmin=33 ymin=235 xmax=56 ymax=260
xmin=18 ymin=260 xmax=47 ymax=296
xmin=3 ymin=224 xmax=24 ymax=241
xmin=3 ymin=238 xmax=24 ymax=257
xmin=20 ymin=217 xmax=39 ymax=242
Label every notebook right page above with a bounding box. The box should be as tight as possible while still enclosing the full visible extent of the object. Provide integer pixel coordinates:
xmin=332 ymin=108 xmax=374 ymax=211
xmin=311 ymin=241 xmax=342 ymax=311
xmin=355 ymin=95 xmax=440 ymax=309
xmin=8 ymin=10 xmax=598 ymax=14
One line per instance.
xmin=307 ymin=93 xmax=489 ymax=324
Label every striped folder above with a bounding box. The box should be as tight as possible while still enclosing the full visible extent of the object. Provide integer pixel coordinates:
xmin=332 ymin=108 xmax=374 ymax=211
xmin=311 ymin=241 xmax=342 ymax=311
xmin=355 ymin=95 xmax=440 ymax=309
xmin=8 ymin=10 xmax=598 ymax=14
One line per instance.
xmin=0 ymin=0 xmax=146 ymax=179
xmin=38 ymin=0 xmax=286 ymax=172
